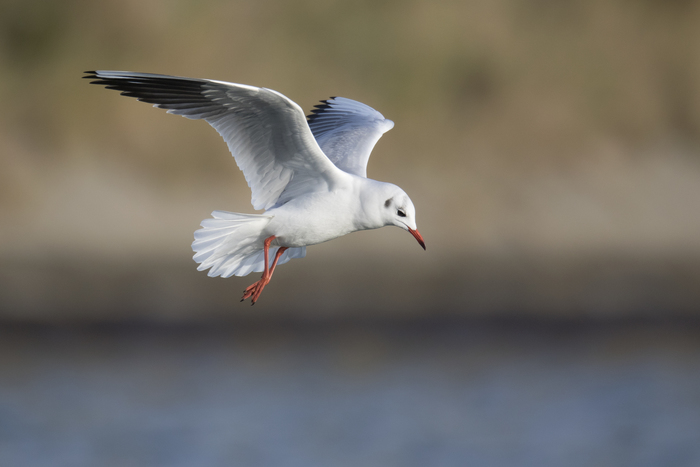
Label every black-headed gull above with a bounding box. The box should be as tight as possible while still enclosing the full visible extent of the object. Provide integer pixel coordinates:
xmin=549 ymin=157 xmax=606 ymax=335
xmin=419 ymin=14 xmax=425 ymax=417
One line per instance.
xmin=85 ymin=71 xmax=425 ymax=304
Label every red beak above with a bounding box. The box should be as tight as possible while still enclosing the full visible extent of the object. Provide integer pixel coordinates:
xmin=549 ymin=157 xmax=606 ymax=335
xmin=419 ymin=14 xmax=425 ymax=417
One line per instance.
xmin=408 ymin=227 xmax=426 ymax=250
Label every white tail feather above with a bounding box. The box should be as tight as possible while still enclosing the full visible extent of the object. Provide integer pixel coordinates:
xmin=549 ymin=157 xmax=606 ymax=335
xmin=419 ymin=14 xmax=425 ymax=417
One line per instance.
xmin=192 ymin=211 xmax=305 ymax=278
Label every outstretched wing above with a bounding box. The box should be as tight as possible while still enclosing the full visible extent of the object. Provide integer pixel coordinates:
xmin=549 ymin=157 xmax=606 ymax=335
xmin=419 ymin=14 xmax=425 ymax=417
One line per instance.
xmin=307 ymin=97 xmax=394 ymax=178
xmin=85 ymin=71 xmax=346 ymax=210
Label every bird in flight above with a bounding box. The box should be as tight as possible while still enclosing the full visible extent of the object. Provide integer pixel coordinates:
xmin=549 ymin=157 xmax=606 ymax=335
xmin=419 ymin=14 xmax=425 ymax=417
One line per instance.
xmin=85 ymin=71 xmax=425 ymax=304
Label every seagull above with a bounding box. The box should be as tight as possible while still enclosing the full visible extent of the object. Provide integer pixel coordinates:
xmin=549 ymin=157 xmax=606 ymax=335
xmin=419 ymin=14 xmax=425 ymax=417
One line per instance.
xmin=85 ymin=71 xmax=425 ymax=304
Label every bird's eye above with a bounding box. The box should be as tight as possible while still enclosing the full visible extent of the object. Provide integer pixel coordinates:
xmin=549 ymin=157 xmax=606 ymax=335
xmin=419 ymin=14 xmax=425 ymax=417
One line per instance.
xmin=397 ymin=209 xmax=406 ymax=217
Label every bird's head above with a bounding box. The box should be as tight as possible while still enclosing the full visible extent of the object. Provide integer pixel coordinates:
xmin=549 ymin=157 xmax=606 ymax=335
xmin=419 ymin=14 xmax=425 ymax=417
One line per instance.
xmin=378 ymin=185 xmax=425 ymax=250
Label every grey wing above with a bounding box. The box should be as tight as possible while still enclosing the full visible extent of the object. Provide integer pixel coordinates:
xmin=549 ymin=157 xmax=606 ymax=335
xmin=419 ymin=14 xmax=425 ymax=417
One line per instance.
xmin=307 ymin=97 xmax=394 ymax=178
xmin=85 ymin=71 xmax=345 ymax=210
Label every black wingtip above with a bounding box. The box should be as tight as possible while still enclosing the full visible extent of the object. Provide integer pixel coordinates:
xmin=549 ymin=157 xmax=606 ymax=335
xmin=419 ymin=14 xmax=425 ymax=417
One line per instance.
xmin=306 ymin=97 xmax=337 ymax=123
xmin=83 ymin=71 xmax=104 ymax=85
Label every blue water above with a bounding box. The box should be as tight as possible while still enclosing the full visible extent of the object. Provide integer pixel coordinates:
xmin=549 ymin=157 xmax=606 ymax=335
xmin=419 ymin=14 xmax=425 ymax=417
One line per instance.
xmin=0 ymin=320 xmax=698 ymax=467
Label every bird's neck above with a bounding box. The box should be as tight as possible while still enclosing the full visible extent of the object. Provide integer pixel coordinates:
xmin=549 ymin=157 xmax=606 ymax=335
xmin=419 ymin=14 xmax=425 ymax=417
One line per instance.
xmin=354 ymin=178 xmax=392 ymax=231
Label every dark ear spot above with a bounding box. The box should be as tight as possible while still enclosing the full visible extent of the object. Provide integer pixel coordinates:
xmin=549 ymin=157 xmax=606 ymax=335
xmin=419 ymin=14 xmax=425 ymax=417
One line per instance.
xmin=384 ymin=198 xmax=392 ymax=208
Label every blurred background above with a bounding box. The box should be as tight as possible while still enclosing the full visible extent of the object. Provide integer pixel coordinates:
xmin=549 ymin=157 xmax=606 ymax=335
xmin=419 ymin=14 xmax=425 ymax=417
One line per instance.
xmin=1 ymin=0 xmax=699 ymax=465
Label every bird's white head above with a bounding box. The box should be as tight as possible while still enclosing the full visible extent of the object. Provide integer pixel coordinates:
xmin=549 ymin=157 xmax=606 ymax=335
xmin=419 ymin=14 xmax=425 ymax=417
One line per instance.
xmin=374 ymin=184 xmax=425 ymax=250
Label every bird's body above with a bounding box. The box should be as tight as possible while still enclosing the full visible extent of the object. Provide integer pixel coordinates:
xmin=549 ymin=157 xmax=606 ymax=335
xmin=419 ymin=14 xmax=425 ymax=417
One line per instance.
xmin=265 ymin=177 xmax=404 ymax=247
xmin=85 ymin=71 xmax=424 ymax=303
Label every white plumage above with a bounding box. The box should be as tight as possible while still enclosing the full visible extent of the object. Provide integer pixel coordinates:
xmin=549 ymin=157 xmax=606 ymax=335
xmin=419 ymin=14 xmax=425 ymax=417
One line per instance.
xmin=86 ymin=71 xmax=424 ymax=303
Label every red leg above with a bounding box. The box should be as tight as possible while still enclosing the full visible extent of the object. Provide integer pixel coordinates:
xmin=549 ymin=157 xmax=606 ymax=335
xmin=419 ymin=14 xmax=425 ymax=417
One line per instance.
xmin=250 ymin=246 xmax=287 ymax=304
xmin=241 ymin=236 xmax=288 ymax=305
xmin=269 ymin=246 xmax=288 ymax=276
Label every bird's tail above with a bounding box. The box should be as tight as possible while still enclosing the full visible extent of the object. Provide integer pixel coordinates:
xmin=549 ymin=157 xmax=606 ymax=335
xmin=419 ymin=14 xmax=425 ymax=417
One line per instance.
xmin=192 ymin=211 xmax=305 ymax=278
